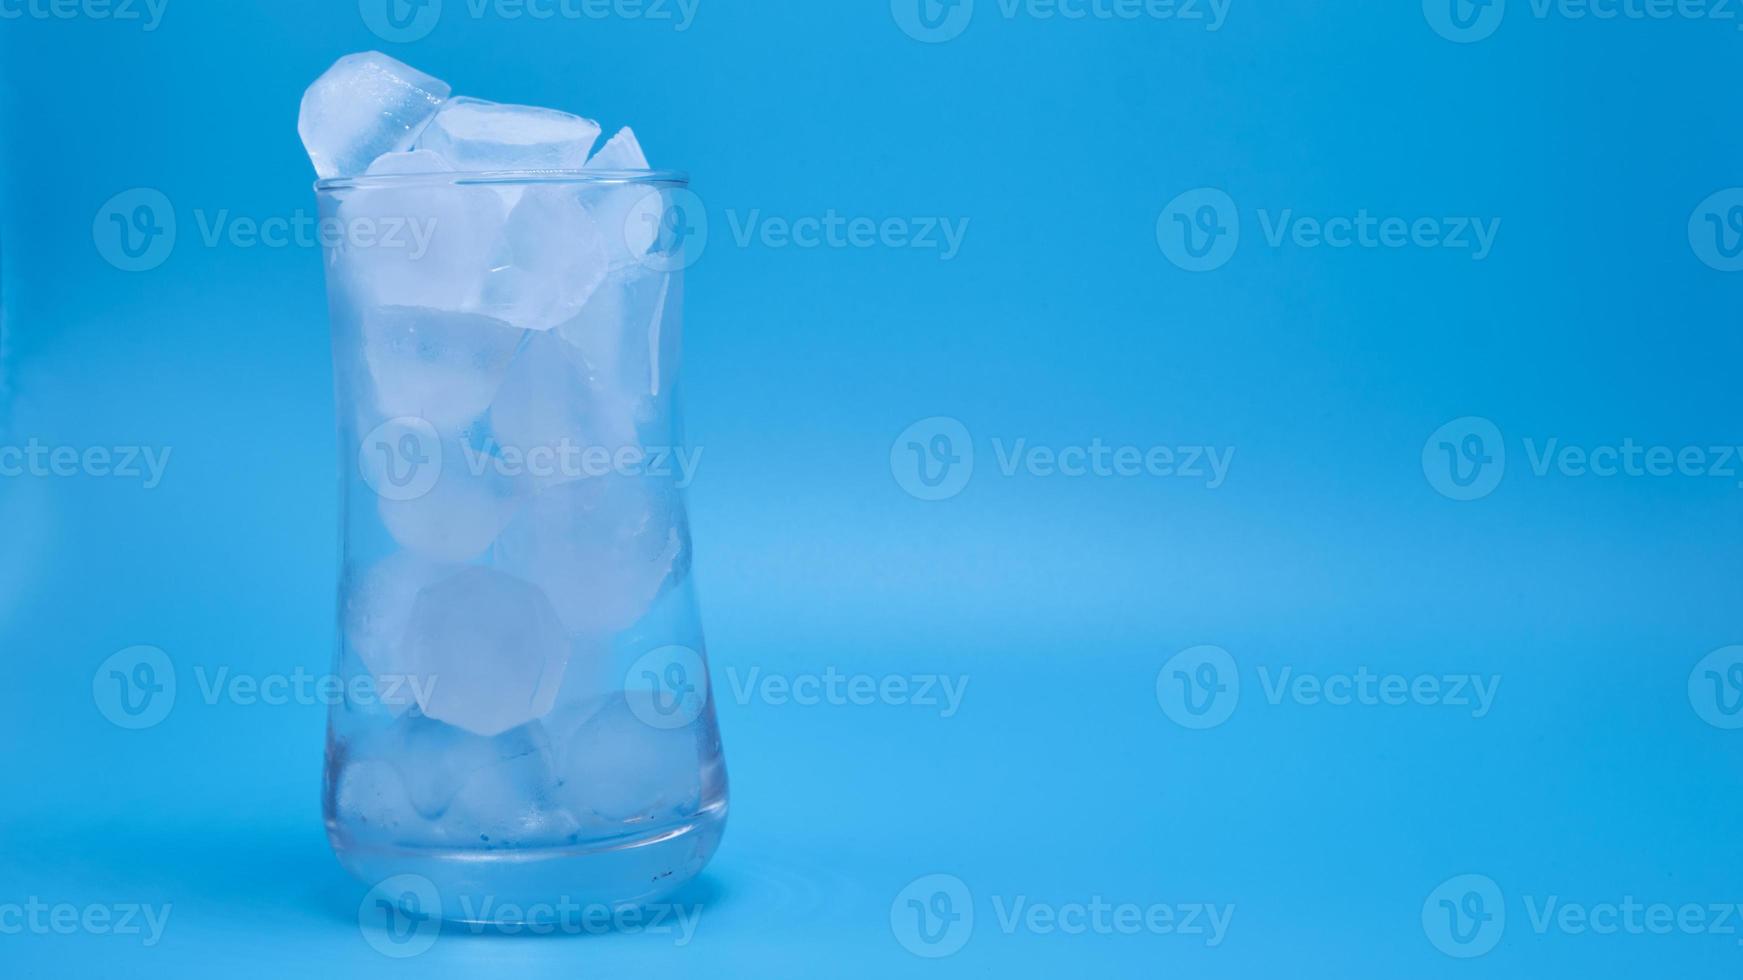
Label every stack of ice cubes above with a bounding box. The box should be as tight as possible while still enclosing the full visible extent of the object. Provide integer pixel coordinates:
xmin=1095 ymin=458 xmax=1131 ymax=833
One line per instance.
xmin=302 ymin=53 xmax=699 ymax=847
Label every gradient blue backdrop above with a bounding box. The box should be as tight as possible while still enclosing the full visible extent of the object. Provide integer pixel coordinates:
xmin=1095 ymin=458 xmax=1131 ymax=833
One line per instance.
xmin=4 ymin=0 xmax=1743 ymax=976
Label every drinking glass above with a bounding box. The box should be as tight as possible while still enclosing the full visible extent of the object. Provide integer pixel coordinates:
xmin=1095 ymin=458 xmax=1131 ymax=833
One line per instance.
xmin=312 ymin=170 xmax=727 ymax=921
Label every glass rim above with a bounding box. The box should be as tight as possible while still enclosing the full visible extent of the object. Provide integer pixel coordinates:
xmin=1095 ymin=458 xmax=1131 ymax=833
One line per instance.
xmin=314 ymin=168 xmax=690 ymax=192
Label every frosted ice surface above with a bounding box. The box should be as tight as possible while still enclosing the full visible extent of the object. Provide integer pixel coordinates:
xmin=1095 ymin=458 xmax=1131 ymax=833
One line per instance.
xmin=441 ymin=752 xmax=581 ymax=846
xmin=298 ymin=52 xmax=450 ymax=180
xmin=361 ymin=305 xmax=525 ymax=430
xmin=343 ymin=553 xmax=460 ymax=715
xmin=417 ymin=97 xmax=601 ymax=172
xmin=383 ymin=714 xmax=557 ymax=819
xmin=494 ymin=475 xmax=685 ymax=635
xmin=398 ymin=567 xmax=571 ymax=736
xmin=334 ymin=759 xmax=420 ymax=838
xmin=340 ymin=157 xmax=506 ymax=314
xmin=584 ymin=127 xmax=649 ymax=171
xmin=375 ymin=439 xmax=520 ymax=563
xmin=362 ymin=148 xmax=451 ymax=175
xmin=555 ymin=268 xmax=670 ymax=399
xmin=477 ymin=186 xmax=610 ymax=332
xmin=489 ymin=331 xmax=640 ymax=491
xmin=552 ymin=694 xmax=701 ymax=822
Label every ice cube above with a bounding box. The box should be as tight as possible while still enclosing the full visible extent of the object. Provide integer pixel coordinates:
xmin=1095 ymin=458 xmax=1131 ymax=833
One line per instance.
xmin=398 ymin=567 xmax=571 ymax=736
xmin=442 ymin=747 xmax=581 ymax=847
xmin=585 ymin=127 xmax=649 ymax=171
xmin=579 ymin=127 xmax=664 ymax=266
xmin=362 ymin=305 xmax=525 ymax=430
xmin=475 ymin=186 xmax=610 ymax=332
xmin=334 ymin=758 xmax=422 ymax=838
xmin=550 ymin=635 xmax=619 ymax=715
xmin=381 ymin=714 xmax=557 ymax=818
xmin=556 ymin=267 xmax=671 ymax=399
xmin=417 ymin=97 xmax=601 ymax=172
xmin=339 ymin=157 xmax=507 ymax=313
xmin=586 ymin=181 xmax=667 ymax=270
xmin=494 ymin=474 xmax=685 ymax=635
xmin=298 ymin=52 xmax=450 ymax=180
xmin=489 ymin=331 xmax=640 ymax=490
xmin=552 ymin=693 xmax=701 ymax=822
xmin=344 ymin=553 xmax=461 ymax=714
xmin=363 ymin=148 xmax=452 ymax=176
xmin=376 ymin=434 xmax=520 ymax=563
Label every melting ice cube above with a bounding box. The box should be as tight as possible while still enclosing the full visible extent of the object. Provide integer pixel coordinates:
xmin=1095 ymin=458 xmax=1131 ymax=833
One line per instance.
xmin=489 ymin=331 xmax=641 ymax=490
xmin=333 ymin=759 xmax=421 ymax=839
xmin=361 ymin=305 xmax=525 ymax=430
xmin=398 ymin=567 xmax=571 ymax=736
xmin=585 ymin=182 xmax=666 ymax=271
xmin=476 ymin=186 xmax=610 ymax=332
xmin=362 ymin=148 xmax=450 ymax=176
xmin=441 ymin=751 xmax=581 ymax=847
xmin=298 ymin=52 xmax=450 ymax=180
xmin=375 ymin=433 xmax=521 ymax=563
xmin=584 ymin=127 xmax=649 ymax=171
xmin=494 ymin=475 xmax=686 ymax=635
xmin=555 ymin=267 xmax=671 ymax=400
xmin=580 ymin=128 xmax=664 ymax=268
xmin=417 ymin=97 xmax=601 ymax=172
xmin=551 ymin=693 xmax=702 ymax=822
xmin=380 ymin=713 xmax=557 ymax=819
xmin=339 ymin=154 xmax=507 ymax=313
xmin=343 ymin=552 xmax=461 ymax=714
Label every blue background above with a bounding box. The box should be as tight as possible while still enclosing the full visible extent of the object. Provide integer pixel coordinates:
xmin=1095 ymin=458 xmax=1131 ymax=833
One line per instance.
xmin=4 ymin=0 xmax=1743 ymax=975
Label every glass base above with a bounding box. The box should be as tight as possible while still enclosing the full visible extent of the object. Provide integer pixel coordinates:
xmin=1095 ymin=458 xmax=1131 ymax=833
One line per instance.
xmin=331 ymin=803 xmax=726 ymax=924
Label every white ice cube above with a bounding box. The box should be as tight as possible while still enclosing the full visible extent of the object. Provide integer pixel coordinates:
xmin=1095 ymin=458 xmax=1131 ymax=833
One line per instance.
xmin=382 ymin=714 xmax=557 ymax=818
xmin=556 ymin=267 xmax=671 ymax=399
xmin=489 ymin=331 xmax=640 ymax=490
xmin=334 ymin=759 xmax=422 ymax=838
xmin=586 ymin=181 xmax=666 ymax=270
xmin=584 ymin=127 xmax=649 ymax=171
xmin=398 ymin=567 xmax=571 ymax=736
xmin=494 ymin=475 xmax=684 ymax=635
xmin=580 ymin=127 xmax=658 ymax=269
xmin=442 ymin=749 xmax=581 ymax=846
xmin=552 ymin=693 xmax=701 ymax=823
xmin=375 ymin=434 xmax=521 ymax=563
xmin=361 ymin=305 xmax=525 ymax=430
xmin=417 ymin=97 xmax=601 ymax=172
xmin=339 ymin=156 xmax=507 ymax=313
xmin=298 ymin=52 xmax=450 ymax=180
xmin=475 ymin=186 xmax=610 ymax=332
xmin=363 ymin=148 xmax=452 ymax=176
xmin=344 ymin=553 xmax=461 ymax=714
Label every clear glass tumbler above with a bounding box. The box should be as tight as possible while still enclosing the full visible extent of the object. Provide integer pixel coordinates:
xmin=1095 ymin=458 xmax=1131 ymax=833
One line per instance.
xmin=312 ymin=170 xmax=726 ymax=922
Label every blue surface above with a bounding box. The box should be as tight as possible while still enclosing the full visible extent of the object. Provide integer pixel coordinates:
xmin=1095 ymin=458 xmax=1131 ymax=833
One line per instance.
xmin=4 ymin=1 xmax=1743 ymax=976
